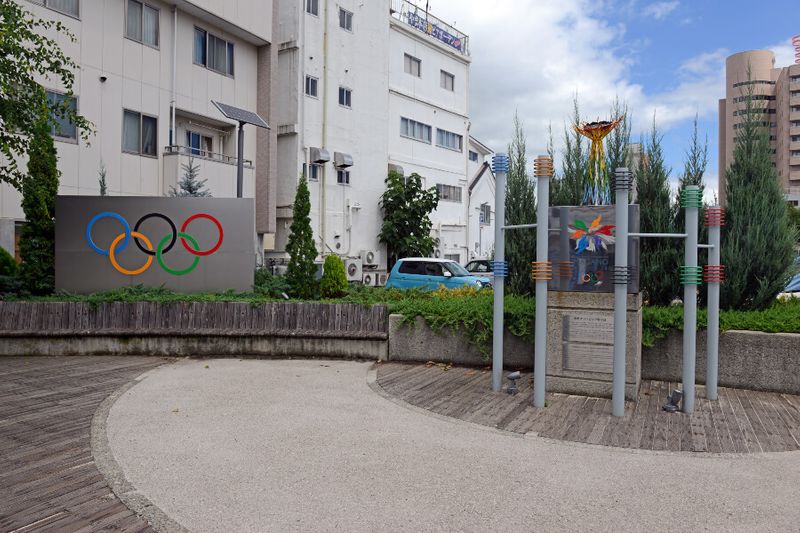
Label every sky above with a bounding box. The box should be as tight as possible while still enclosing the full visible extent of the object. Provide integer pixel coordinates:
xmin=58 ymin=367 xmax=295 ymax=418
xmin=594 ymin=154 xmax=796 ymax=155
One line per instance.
xmin=424 ymin=0 xmax=799 ymax=201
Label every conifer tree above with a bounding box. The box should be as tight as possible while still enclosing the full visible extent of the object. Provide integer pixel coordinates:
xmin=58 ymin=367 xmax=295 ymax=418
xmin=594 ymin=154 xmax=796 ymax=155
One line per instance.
xmin=721 ymin=82 xmax=796 ymax=309
xmin=552 ymin=95 xmax=588 ymax=206
xmin=320 ymin=254 xmax=348 ymax=298
xmin=19 ymin=107 xmax=59 ymax=294
xmin=169 ymin=158 xmax=211 ymax=197
xmin=285 ymin=176 xmax=318 ymax=299
xmin=98 ymin=163 xmax=107 ymax=196
xmin=605 ymin=97 xmax=632 ymax=202
xmin=674 ymin=115 xmax=708 ymax=230
xmin=504 ymin=112 xmax=536 ymax=295
xmin=636 ymin=115 xmax=680 ymax=305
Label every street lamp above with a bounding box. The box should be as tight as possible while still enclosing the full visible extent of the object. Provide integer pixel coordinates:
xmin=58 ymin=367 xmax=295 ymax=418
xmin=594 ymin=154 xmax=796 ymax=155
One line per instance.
xmin=211 ymin=100 xmax=270 ymax=198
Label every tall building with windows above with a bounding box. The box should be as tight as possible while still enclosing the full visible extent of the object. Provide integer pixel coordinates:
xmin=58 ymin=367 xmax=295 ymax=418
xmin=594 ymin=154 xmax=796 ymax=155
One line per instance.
xmin=274 ymin=0 xmax=489 ymax=283
xmin=719 ymin=50 xmax=800 ymax=207
xmin=0 ymin=0 xmax=279 ymax=258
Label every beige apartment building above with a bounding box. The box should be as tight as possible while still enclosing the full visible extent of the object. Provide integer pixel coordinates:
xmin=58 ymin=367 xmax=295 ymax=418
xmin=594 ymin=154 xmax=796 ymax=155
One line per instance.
xmin=719 ymin=50 xmax=800 ymax=207
xmin=0 ymin=0 xmax=279 ymax=258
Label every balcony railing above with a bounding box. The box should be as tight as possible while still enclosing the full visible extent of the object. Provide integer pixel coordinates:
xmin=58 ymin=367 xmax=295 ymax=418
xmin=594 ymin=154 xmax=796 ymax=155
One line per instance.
xmin=390 ymin=0 xmax=469 ymax=55
xmin=163 ymin=145 xmax=252 ymax=167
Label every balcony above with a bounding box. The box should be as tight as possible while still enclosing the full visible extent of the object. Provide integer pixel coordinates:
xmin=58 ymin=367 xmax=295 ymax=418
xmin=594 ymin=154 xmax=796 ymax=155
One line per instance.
xmin=390 ymin=0 xmax=469 ymax=55
xmin=163 ymin=145 xmax=254 ymax=198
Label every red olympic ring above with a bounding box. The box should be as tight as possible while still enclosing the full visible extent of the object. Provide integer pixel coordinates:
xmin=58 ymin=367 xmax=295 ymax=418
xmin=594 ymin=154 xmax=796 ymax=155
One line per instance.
xmin=180 ymin=213 xmax=224 ymax=256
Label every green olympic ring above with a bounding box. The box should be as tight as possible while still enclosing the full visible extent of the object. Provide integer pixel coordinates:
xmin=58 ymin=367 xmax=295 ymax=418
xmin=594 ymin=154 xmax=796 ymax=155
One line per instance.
xmin=157 ymin=232 xmax=200 ymax=276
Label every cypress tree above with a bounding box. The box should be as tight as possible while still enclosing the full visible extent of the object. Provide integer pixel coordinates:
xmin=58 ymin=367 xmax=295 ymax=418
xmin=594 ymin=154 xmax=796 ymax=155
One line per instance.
xmin=169 ymin=158 xmax=211 ymax=197
xmin=636 ymin=116 xmax=680 ymax=305
xmin=552 ymin=95 xmax=588 ymax=206
xmin=504 ymin=112 xmax=536 ymax=296
xmin=605 ymin=97 xmax=632 ymax=203
xmin=285 ymin=176 xmax=318 ymax=299
xmin=20 ymin=107 xmax=59 ymax=294
xmin=721 ymin=82 xmax=796 ymax=309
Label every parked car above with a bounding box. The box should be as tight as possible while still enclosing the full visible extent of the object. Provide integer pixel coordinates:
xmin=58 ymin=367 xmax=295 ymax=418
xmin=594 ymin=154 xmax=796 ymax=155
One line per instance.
xmin=386 ymin=258 xmax=492 ymax=290
xmin=464 ymin=259 xmax=493 ymax=278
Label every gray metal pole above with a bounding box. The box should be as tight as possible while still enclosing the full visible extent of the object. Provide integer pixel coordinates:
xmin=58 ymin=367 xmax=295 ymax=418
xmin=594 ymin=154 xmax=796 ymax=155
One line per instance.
xmin=236 ymin=122 xmax=245 ymax=198
xmin=533 ymin=156 xmax=553 ymax=408
xmin=706 ymin=207 xmax=723 ymax=401
xmin=491 ymin=154 xmax=509 ymax=392
xmin=682 ymin=185 xmax=701 ymax=414
xmin=612 ymin=168 xmax=631 ymax=417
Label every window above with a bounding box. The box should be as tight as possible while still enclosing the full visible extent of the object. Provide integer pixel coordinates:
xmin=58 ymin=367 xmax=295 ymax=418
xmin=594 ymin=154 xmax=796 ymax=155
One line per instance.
xmin=436 ymin=184 xmax=462 ymax=203
xmin=46 ymin=91 xmax=77 ymax=140
xmin=398 ymin=261 xmax=424 ymax=275
xmin=440 ymin=70 xmax=454 ymax=91
xmin=338 ymin=87 xmax=352 ymax=108
xmin=791 ymin=75 xmax=800 ymax=83
xmin=436 ymin=129 xmax=463 ymax=152
xmin=339 ymin=8 xmax=353 ymax=31
xmin=732 ymin=80 xmax=775 ymax=88
xmin=32 ymin=0 xmax=79 ymax=18
xmin=792 ymin=136 xmax=800 ymax=142
xmin=194 ymin=27 xmax=234 ymax=76
xmin=126 ymin=0 xmax=159 ymax=47
xmin=337 ymin=169 xmax=350 ymax=184
xmin=400 ymin=117 xmax=431 ymax=143
xmin=122 ymin=110 xmax=157 ymax=156
xmin=305 ymin=75 xmax=318 ymax=97
xmin=444 ymin=254 xmax=460 ymax=263
xmin=469 ymin=150 xmax=478 ymax=162
xmin=479 ymin=203 xmax=491 ymax=225
xmin=404 ymin=54 xmax=421 ymax=77
xmin=792 ymin=151 xmax=800 ymax=157
xmin=733 ymin=94 xmax=775 ymax=103
xmin=304 ymin=163 xmax=322 ymax=181
xmin=186 ymin=131 xmax=213 ymax=157
xmin=305 ymin=0 xmax=318 ymax=16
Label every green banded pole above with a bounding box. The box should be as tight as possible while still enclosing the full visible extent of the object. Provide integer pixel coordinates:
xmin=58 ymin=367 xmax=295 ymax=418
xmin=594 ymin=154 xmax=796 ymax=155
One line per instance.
xmin=680 ymin=186 xmax=702 ymax=414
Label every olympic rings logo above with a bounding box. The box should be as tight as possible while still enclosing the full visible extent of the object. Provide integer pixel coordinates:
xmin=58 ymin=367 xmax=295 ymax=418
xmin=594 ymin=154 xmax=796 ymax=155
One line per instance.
xmin=86 ymin=212 xmax=224 ymax=276
xmin=580 ymin=271 xmax=604 ymax=285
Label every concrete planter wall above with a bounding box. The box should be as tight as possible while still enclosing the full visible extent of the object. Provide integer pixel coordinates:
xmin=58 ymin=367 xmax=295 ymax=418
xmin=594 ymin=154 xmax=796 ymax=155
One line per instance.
xmin=642 ymin=329 xmax=800 ymax=395
xmin=0 ymin=302 xmax=388 ymax=360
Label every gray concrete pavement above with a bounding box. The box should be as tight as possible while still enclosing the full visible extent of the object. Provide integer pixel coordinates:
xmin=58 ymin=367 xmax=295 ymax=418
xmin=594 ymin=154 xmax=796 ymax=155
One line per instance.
xmin=106 ymin=360 xmax=800 ymax=532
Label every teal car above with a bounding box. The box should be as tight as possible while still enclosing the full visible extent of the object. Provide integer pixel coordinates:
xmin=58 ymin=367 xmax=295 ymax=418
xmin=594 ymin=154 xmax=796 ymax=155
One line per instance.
xmin=385 ymin=258 xmax=492 ymax=290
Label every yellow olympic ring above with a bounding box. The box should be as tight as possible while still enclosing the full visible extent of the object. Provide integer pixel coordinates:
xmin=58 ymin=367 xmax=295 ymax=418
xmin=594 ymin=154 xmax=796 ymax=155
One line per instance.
xmin=109 ymin=231 xmax=153 ymax=275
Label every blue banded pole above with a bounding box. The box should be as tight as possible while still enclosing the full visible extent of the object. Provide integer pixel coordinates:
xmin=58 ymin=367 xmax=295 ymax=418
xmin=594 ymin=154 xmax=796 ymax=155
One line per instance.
xmin=491 ymin=154 xmax=509 ymax=392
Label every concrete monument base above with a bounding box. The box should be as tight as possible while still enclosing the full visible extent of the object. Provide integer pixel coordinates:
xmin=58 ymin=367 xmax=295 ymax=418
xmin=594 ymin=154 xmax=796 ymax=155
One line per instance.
xmin=546 ymin=291 xmax=642 ymax=401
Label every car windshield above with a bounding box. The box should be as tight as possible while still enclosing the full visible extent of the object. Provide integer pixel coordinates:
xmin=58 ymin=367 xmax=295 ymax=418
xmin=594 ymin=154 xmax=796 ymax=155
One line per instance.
xmin=444 ymin=262 xmax=471 ymax=277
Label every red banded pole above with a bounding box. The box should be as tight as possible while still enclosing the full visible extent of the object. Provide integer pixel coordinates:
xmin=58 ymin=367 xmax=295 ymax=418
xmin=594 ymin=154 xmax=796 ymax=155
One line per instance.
xmin=704 ymin=206 xmax=724 ymax=401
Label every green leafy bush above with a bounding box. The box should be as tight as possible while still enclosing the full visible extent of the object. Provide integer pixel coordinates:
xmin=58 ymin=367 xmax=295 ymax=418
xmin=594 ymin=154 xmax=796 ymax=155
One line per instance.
xmin=254 ymin=267 xmax=290 ymax=299
xmin=319 ymin=255 xmax=348 ymax=298
xmin=0 ymin=246 xmax=17 ymax=276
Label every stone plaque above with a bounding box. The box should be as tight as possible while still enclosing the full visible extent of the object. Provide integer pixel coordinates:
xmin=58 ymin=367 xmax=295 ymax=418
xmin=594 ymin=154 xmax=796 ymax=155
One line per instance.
xmin=562 ymin=314 xmax=614 ymax=374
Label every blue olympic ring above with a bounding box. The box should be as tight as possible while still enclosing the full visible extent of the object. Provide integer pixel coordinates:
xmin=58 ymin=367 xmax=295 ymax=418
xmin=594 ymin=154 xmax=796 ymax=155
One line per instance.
xmin=86 ymin=212 xmax=131 ymax=256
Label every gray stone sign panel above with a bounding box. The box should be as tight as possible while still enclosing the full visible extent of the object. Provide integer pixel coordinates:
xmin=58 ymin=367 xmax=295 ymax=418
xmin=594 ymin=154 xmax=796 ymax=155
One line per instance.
xmin=561 ymin=313 xmax=615 ymax=374
xmin=56 ymin=196 xmax=255 ymax=293
xmin=548 ymin=205 xmax=640 ymax=294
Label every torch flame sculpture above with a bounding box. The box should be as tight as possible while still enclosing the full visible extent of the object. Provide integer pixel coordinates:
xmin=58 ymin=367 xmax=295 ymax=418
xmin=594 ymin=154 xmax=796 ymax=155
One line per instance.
xmin=575 ymin=116 xmax=624 ymax=205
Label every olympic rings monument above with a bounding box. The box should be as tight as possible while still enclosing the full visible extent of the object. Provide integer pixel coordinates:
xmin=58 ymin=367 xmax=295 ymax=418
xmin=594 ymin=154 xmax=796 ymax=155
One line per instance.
xmin=55 ymin=196 xmax=255 ymax=293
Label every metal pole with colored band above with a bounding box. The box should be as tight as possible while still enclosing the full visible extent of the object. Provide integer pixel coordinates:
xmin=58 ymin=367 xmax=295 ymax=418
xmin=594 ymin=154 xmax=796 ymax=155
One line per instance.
xmin=611 ymin=168 xmax=632 ymax=417
xmin=532 ymin=156 xmax=553 ymax=408
xmin=704 ymin=206 xmax=725 ymax=401
xmin=491 ymin=154 xmax=509 ymax=392
xmin=680 ymin=185 xmax=702 ymax=414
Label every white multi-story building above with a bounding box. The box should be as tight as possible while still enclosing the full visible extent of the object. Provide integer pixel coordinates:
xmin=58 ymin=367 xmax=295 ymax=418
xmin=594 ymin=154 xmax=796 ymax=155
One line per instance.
xmin=274 ymin=0 xmax=492 ymax=283
xmin=1 ymin=0 xmax=279 ymax=258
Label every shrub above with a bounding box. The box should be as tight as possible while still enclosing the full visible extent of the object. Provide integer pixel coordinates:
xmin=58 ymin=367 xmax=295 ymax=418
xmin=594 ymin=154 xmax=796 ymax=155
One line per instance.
xmin=285 ymin=176 xmax=318 ymax=299
xmin=319 ymin=255 xmax=348 ymax=298
xmin=0 ymin=246 xmax=17 ymax=276
xmin=254 ymin=267 xmax=290 ymax=298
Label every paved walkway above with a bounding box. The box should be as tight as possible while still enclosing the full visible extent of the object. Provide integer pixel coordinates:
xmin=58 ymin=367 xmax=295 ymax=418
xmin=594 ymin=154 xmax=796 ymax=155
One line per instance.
xmin=377 ymin=363 xmax=800 ymax=453
xmin=0 ymin=356 xmax=165 ymax=532
xmin=107 ymin=359 xmax=800 ymax=532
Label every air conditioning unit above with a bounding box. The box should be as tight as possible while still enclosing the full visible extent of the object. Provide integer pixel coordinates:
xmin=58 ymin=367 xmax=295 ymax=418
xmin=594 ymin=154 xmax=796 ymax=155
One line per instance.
xmin=310 ymin=147 xmax=330 ymax=164
xmin=434 ymin=249 xmax=442 ymax=258
xmin=362 ymin=272 xmax=375 ymax=286
xmin=377 ymin=272 xmax=388 ymax=286
xmin=345 ymin=258 xmax=362 ymax=281
xmin=362 ymin=250 xmax=380 ymax=266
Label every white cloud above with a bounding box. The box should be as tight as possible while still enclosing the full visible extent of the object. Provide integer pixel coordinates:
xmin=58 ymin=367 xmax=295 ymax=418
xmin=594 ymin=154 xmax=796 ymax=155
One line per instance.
xmin=642 ymin=1 xmax=679 ymax=20
xmin=769 ymin=37 xmax=797 ymax=68
xmin=427 ymin=0 xmax=723 ymax=160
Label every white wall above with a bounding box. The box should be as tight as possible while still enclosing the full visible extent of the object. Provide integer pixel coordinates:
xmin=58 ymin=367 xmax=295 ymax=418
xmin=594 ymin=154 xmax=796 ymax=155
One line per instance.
xmin=388 ymin=21 xmax=471 ymax=263
xmin=274 ymin=0 xmax=390 ymax=270
xmin=466 ymin=138 xmax=494 ymax=260
xmin=1 ymin=0 xmax=265 ymax=222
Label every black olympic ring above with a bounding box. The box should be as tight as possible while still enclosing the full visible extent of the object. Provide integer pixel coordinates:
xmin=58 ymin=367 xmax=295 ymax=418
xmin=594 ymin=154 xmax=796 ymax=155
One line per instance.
xmin=134 ymin=213 xmax=177 ymax=256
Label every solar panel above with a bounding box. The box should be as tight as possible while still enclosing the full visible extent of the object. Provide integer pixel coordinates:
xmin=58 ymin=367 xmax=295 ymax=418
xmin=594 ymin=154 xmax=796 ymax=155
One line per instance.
xmin=212 ymin=101 xmax=270 ymax=129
